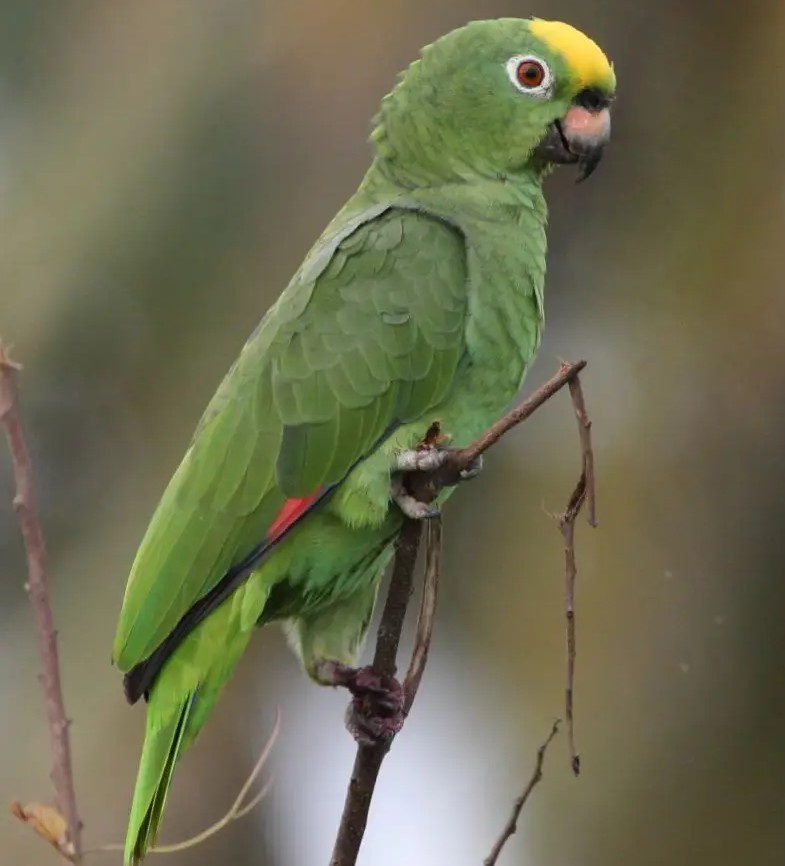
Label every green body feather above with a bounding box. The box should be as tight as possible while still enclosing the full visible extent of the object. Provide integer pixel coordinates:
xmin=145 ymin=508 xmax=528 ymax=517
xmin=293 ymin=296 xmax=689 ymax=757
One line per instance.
xmin=113 ymin=18 xmax=615 ymax=863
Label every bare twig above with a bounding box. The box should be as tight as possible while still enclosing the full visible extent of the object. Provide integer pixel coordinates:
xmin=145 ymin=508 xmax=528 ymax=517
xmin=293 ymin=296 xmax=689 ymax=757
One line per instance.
xmin=405 ymin=360 xmax=586 ymax=503
xmin=568 ymin=375 xmax=597 ymax=528
xmin=329 ymin=518 xmax=423 ymax=866
xmin=461 ymin=360 xmax=586 ymax=466
xmin=483 ymin=720 xmax=561 ymax=866
xmin=92 ymin=709 xmax=280 ymax=857
xmin=402 ymin=517 xmax=442 ymax=716
xmin=560 ymin=501 xmax=581 ymax=777
xmin=331 ymin=361 xmax=591 ymax=865
xmin=557 ymin=374 xmax=597 ymax=776
xmin=1 ymin=344 xmax=83 ymax=862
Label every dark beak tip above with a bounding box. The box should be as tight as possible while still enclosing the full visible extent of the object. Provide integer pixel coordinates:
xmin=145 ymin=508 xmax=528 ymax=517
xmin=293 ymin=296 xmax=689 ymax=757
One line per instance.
xmin=575 ymin=150 xmax=604 ymax=183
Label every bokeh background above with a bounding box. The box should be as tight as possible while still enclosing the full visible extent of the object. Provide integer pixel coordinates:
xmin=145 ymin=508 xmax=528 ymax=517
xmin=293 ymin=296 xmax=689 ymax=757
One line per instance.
xmin=2 ymin=1 xmax=785 ymax=864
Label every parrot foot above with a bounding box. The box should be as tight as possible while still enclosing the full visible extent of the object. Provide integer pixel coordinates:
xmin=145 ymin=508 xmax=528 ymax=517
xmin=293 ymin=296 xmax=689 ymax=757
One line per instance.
xmin=390 ymin=475 xmax=441 ymax=520
xmin=315 ymin=661 xmax=404 ymax=745
xmin=394 ymin=445 xmax=484 ymax=482
xmin=394 ymin=446 xmax=451 ymax=473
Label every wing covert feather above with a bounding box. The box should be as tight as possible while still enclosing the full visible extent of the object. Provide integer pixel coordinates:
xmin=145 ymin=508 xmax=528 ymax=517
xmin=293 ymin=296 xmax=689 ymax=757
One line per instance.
xmin=114 ymin=208 xmax=468 ymax=668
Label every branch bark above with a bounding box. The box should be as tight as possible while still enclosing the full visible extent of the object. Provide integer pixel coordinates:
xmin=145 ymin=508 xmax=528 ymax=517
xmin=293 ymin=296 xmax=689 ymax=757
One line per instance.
xmin=329 ymin=518 xmax=424 ymax=866
xmin=402 ymin=518 xmax=442 ymax=717
xmin=405 ymin=360 xmax=586 ymax=503
xmin=0 ymin=344 xmax=83 ymax=862
xmin=558 ymin=374 xmax=597 ymax=775
xmin=330 ymin=360 xmax=592 ymax=866
xmin=0 ymin=345 xmax=593 ymax=865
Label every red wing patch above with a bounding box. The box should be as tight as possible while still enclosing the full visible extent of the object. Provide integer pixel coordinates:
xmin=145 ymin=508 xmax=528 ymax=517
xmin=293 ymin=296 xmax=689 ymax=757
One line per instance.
xmin=267 ymin=492 xmax=320 ymax=542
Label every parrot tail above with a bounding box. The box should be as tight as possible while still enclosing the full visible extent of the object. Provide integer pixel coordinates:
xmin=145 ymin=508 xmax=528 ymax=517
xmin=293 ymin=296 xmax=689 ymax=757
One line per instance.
xmin=124 ymin=587 xmax=261 ymax=862
xmin=124 ymin=691 xmax=196 ymax=865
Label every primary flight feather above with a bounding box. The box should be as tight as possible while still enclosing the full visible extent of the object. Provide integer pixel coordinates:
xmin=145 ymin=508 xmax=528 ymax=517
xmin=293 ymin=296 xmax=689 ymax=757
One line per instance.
xmin=114 ymin=17 xmax=615 ymax=862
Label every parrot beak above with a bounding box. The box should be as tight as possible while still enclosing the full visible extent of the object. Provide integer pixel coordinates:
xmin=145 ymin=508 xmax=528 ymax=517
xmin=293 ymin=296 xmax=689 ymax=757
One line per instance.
xmin=535 ymin=92 xmax=611 ymax=181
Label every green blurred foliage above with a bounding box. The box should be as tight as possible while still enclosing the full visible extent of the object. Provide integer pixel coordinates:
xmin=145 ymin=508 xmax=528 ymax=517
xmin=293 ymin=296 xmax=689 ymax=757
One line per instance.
xmin=2 ymin=1 xmax=784 ymax=864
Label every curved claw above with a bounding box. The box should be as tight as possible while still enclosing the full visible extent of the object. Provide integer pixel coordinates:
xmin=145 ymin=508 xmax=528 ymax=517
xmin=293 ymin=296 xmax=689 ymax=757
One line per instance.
xmin=459 ymin=453 xmax=484 ymax=481
xmin=391 ymin=476 xmax=440 ymax=520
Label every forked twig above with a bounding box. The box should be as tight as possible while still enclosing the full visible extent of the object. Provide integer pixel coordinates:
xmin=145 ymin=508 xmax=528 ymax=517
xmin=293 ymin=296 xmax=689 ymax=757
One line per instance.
xmin=331 ymin=361 xmax=592 ymax=865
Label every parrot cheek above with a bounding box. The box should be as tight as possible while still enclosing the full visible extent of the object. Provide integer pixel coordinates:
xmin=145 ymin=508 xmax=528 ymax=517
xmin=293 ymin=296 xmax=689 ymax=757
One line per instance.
xmin=532 ymin=121 xmax=579 ymax=167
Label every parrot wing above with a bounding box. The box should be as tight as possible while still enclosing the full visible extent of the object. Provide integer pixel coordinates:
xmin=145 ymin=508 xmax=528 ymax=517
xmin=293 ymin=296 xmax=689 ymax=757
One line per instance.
xmin=113 ymin=206 xmax=468 ymax=673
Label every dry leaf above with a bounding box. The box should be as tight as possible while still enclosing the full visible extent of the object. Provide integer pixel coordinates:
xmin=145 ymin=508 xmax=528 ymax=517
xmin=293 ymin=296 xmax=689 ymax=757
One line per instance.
xmin=10 ymin=800 xmax=76 ymax=861
xmin=418 ymin=420 xmax=450 ymax=449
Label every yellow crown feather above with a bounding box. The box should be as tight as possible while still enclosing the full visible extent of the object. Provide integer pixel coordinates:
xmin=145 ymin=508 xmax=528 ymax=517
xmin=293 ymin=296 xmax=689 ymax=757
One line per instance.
xmin=529 ymin=19 xmax=616 ymax=93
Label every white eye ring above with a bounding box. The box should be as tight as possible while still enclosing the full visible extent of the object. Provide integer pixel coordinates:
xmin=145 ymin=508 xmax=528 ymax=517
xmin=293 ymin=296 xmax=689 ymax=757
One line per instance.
xmin=505 ymin=54 xmax=553 ymax=98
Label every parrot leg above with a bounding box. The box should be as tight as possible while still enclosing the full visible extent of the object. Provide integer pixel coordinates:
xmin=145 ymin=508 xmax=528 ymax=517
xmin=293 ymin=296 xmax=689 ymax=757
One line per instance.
xmin=315 ymin=661 xmax=404 ymax=745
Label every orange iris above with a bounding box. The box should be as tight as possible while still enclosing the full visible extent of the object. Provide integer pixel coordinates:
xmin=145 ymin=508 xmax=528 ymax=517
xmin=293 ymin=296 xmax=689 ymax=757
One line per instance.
xmin=516 ymin=60 xmax=545 ymax=88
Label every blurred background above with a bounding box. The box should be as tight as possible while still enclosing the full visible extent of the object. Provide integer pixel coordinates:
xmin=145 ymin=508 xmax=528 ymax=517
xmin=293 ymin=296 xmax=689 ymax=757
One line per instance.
xmin=2 ymin=1 xmax=785 ymax=864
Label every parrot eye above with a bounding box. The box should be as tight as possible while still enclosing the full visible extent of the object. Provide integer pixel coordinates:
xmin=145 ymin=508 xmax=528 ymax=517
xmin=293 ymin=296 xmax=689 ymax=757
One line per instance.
xmin=506 ymin=55 xmax=553 ymax=98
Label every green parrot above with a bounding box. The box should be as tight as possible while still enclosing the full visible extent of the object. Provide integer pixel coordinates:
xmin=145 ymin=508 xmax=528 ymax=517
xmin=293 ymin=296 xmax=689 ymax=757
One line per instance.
xmin=114 ymin=16 xmax=615 ymax=863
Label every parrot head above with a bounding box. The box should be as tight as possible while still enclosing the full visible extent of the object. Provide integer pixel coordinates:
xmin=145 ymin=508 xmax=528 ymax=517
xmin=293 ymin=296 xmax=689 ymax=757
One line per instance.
xmin=373 ymin=18 xmax=616 ymax=183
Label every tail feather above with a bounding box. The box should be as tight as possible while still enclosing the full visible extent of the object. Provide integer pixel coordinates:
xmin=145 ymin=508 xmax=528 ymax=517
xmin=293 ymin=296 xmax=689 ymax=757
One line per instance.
xmin=124 ymin=693 xmax=196 ymax=865
xmin=123 ymin=585 xmax=263 ymax=863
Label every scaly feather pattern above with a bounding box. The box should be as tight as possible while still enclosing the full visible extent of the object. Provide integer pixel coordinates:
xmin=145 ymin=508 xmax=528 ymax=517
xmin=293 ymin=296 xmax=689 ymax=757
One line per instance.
xmin=114 ymin=17 xmax=616 ymax=863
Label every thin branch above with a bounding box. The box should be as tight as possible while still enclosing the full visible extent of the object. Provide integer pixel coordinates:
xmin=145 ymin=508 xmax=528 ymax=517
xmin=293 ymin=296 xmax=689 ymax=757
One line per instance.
xmin=1 ymin=343 xmax=83 ymax=862
xmin=560 ymin=504 xmax=581 ymax=777
xmin=330 ymin=360 xmax=591 ymax=866
xmin=371 ymin=519 xmax=423 ymax=674
xmin=405 ymin=360 xmax=586 ymax=503
xmin=329 ymin=518 xmax=423 ymax=866
xmin=568 ymin=375 xmax=597 ymax=528
xmin=556 ymin=374 xmax=597 ymax=776
xmin=461 ymin=360 xmax=586 ymax=466
xmin=483 ymin=720 xmax=561 ymax=866
xmin=402 ymin=517 xmax=442 ymax=716
xmin=92 ymin=708 xmax=281 ymax=857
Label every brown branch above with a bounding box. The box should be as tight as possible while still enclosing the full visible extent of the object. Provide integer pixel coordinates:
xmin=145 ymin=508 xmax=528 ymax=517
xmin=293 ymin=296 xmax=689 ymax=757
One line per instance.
xmin=329 ymin=518 xmax=423 ymax=866
xmin=568 ymin=375 xmax=597 ymax=528
xmin=0 ymin=344 xmax=83 ymax=862
xmin=330 ymin=360 xmax=591 ymax=865
xmin=402 ymin=517 xmax=442 ymax=716
xmin=556 ymin=374 xmax=597 ymax=776
xmin=560 ymin=501 xmax=581 ymax=777
xmin=483 ymin=720 xmax=561 ymax=866
xmin=405 ymin=360 xmax=586 ymax=503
